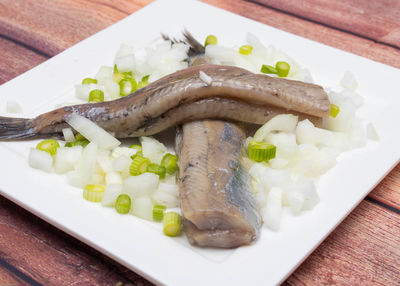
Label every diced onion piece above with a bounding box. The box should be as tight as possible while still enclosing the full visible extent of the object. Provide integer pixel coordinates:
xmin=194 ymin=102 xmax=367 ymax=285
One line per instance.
xmin=112 ymin=155 xmax=131 ymax=172
xmin=366 ymin=123 xmax=379 ymax=141
xmin=112 ymin=146 xmax=137 ymax=158
xmin=275 ymin=61 xmax=290 ymax=77
xmin=54 ymin=146 xmax=83 ymax=174
xmin=153 ymin=204 xmax=166 ymax=222
xmin=102 ymin=184 xmax=122 ymax=206
xmin=129 ymin=155 xmax=151 ymax=176
xmin=6 ymin=101 xmax=22 ymax=113
xmin=147 ymin=163 xmax=166 ymax=179
xmin=254 ymin=114 xmax=298 ymax=141
xmin=36 ymin=139 xmax=60 ymax=156
xmin=262 ymin=187 xmax=283 ymax=231
xmin=115 ymin=194 xmax=131 ymax=214
xmin=199 ymin=71 xmax=212 ymax=85
xmin=66 ymin=114 xmax=120 ymax=150
xmin=140 ymin=136 xmax=167 ymax=164
xmin=67 ymin=142 xmax=98 ymax=187
xmin=286 ymin=180 xmax=319 ymax=210
xmin=152 ymin=190 xmax=179 ymax=208
xmin=286 ymin=191 xmax=305 ymax=215
xmin=163 ymin=212 xmax=181 ymax=237
xmin=131 ymin=195 xmax=153 ymax=221
xmin=330 ymin=104 xmax=340 ymax=118
xmin=340 ymin=71 xmax=358 ymax=91
xmin=204 ymin=35 xmax=217 ymax=47
xmin=105 ymin=171 xmax=123 ymax=185
xmin=114 ymin=54 xmax=136 ymax=73
xmin=28 ymin=148 xmax=53 ymax=173
xmin=161 ymin=153 xmax=178 ymax=175
xmin=104 ymin=78 xmax=120 ymax=100
xmin=62 ymin=128 xmax=75 ymax=142
xmin=95 ymin=66 xmax=113 ymax=85
xmin=123 ymin=172 xmax=159 ymax=198
xmin=157 ymin=182 xmax=179 ymax=197
xmin=248 ymin=141 xmax=276 ymax=162
xmin=83 ymin=184 xmax=105 ymax=202
xmin=89 ymin=89 xmax=104 ymax=103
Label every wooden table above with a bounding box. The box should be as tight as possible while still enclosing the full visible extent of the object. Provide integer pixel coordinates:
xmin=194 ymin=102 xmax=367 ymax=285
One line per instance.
xmin=1 ymin=0 xmax=399 ymax=285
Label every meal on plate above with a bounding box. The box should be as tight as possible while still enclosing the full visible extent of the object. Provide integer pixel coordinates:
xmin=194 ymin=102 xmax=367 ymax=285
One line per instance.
xmin=0 ymin=31 xmax=377 ymax=248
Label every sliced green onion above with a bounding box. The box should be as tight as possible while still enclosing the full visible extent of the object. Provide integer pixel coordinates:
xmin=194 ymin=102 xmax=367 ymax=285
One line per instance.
xmin=113 ymin=64 xmax=119 ymax=74
xmin=129 ymin=155 xmax=151 ymax=176
xmin=141 ymin=75 xmax=150 ymax=82
xmin=147 ymin=163 xmax=166 ymax=179
xmin=129 ymin=144 xmax=142 ymax=151
xmin=89 ymin=89 xmax=104 ymax=103
xmin=330 ymin=104 xmax=340 ymax=118
xmin=248 ymin=141 xmax=276 ymax=162
xmin=83 ymin=184 xmax=105 ymax=202
xmin=123 ymin=71 xmax=133 ymax=78
xmin=261 ymin=64 xmax=277 ymax=74
xmin=36 ymin=139 xmax=60 ymax=156
xmin=75 ymin=133 xmax=87 ymax=141
xmin=82 ymin=78 xmax=97 ymax=85
xmin=275 ymin=61 xmax=290 ymax=77
xmin=153 ymin=204 xmax=166 ymax=222
xmin=204 ymin=35 xmax=217 ymax=47
xmin=115 ymin=194 xmax=131 ymax=214
xmin=239 ymin=45 xmax=253 ymax=55
xmin=130 ymin=150 xmax=143 ymax=160
xmin=161 ymin=153 xmax=178 ymax=175
xmin=119 ymin=78 xmax=137 ymax=96
xmin=163 ymin=212 xmax=181 ymax=237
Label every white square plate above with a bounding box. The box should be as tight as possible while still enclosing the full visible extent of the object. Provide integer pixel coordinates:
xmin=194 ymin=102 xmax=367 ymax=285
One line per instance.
xmin=1 ymin=0 xmax=399 ymax=285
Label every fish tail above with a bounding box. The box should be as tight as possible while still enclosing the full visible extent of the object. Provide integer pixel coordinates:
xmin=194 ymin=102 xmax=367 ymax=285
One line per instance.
xmin=0 ymin=116 xmax=36 ymax=140
xmin=162 ymin=30 xmax=205 ymax=58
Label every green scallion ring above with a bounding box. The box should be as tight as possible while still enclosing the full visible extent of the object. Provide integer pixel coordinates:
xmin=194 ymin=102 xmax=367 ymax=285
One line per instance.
xmin=36 ymin=139 xmax=60 ymax=156
xmin=163 ymin=212 xmax=181 ymax=237
xmin=82 ymin=78 xmax=98 ymax=85
xmin=119 ymin=78 xmax=137 ymax=96
xmin=275 ymin=61 xmax=290 ymax=77
xmin=89 ymin=89 xmax=104 ymax=103
xmin=248 ymin=141 xmax=276 ymax=162
xmin=153 ymin=204 xmax=167 ymax=222
xmin=115 ymin=194 xmax=131 ymax=214
xmin=260 ymin=64 xmax=277 ymax=74
xmin=161 ymin=153 xmax=178 ymax=175
xmin=204 ymin=35 xmax=217 ymax=47
xmin=129 ymin=155 xmax=151 ymax=176
xmin=239 ymin=45 xmax=253 ymax=55
xmin=330 ymin=104 xmax=340 ymax=118
xmin=147 ymin=163 xmax=166 ymax=179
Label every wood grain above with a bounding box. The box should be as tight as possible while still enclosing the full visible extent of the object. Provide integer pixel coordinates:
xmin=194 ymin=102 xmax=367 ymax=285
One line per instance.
xmin=0 ymin=265 xmax=28 ymax=286
xmin=0 ymin=0 xmax=399 ymax=285
xmin=0 ymin=196 xmax=154 ymax=286
xmin=203 ymin=0 xmax=400 ymax=69
xmin=284 ymin=200 xmax=400 ymax=285
xmin=251 ymin=0 xmax=400 ymax=48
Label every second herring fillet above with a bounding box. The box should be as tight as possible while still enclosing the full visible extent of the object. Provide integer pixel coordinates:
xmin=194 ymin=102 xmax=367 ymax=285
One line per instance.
xmin=176 ymin=120 xmax=262 ymax=248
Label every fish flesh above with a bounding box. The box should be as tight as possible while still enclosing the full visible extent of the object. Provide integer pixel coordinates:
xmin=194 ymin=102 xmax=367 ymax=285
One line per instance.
xmin=0 ymin=65 xmax=330 ymax=140
xmin=176 ymin=120 xmax=262 ymax=248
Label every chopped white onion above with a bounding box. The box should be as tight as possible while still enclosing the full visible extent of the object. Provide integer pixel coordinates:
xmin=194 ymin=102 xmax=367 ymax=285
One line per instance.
xmin=140 ymin=136 xmax=167 ymax=164
xmin=66 ymin=114 xmax=120 ymax=150
xmin=62 ymin=128 xmax=75 ymax=142
xmin=131 ymin=195 xmax=153 ymax=221
xmin=67 ymin=142 xmax=98 ymax=187
xmin=102 ymin=184 xmax=122 ymax=207
xmin=54 ymin=146 xmax=83 ymax=174
xmin=105 ymin=171 xmax=123 ymax=185
xmin=28 ymin=148 xmax=53 ymax=173
xmin=123 ymin=172 xmax=159 ymax=198
xmin=262 ymin=187 xmax=283 ymax=231
xmin=254 ymin=114 xmax=298 ymax=141
xmin=112 ymin=155 xmax=131 ymax=172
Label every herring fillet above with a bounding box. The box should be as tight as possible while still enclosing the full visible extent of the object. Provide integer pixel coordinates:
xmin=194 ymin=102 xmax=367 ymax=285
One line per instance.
xmin=176 ymin=120 xmax=262 ymax=248
xmin=0 ymin=64 xmax=330 ymax=140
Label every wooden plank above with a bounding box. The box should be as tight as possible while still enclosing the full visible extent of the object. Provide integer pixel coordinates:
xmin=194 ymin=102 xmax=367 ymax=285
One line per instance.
xmin=0 ymin=196 xmax=153 ymax=286
xmin=0 ymin=264 xmax=30 ymax=286
xmin=251 ymin=0 xmax=400 ymax=48
xmin=202 ymin=0 xmax=400 ymax=68
xmin=370 ymin=164 xmax=400 ymax=210
xmin=0 ymin=37 xmax=47 ymax=84
xmin=0 ymin=0 xmax=153 ymax=56
xmin=283 ymin=200 xmax=400 ymax=285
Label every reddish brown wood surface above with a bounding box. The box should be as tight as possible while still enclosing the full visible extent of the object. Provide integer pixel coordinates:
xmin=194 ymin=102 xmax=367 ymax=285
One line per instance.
xmin=0 ymin=0 xmax=399 ymax=285
xmin=252 ymin=0 xmax=400 ymax=48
